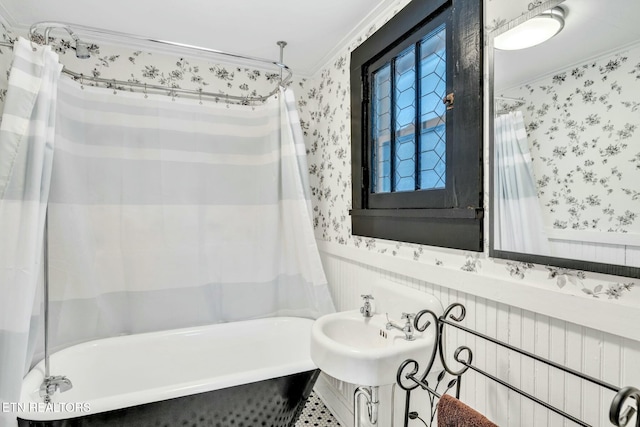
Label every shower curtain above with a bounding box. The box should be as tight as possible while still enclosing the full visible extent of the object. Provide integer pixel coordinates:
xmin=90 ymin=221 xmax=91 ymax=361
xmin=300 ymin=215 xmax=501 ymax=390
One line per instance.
xmin=0 ymin=38 xmax=62 ymax=423
xmin=44 ymin=77 xmax=334 ymax=350
xmin=494 ymin=111 xmax=550 ymax=254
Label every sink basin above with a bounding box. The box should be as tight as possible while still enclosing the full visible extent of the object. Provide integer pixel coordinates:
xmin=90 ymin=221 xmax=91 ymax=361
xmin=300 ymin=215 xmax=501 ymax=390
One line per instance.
xmin=310 ymin=309 xmax=436 ymax=386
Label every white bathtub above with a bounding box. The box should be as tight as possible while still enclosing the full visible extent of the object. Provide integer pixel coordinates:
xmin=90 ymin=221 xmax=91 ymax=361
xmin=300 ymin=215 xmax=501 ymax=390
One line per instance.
xmin=17 ymin=317 xmax=318 ymax=426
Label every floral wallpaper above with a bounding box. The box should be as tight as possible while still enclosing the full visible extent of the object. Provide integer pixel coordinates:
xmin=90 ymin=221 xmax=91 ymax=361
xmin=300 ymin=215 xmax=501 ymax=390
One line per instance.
xmin=0 ymin=1 xmax=637 ymax=303
xmin=0 ymin=23 xmax=16 ymax=110
xmin=498 ymin=43 xmax=640 ymax=234
xmin=292 ymin=0 xmax=638 ymax=302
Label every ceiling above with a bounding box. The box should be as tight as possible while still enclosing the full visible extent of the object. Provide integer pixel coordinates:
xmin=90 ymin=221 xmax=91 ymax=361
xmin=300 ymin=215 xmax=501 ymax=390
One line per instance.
xmin=0 ymin=0 xmax=398 ymax=76
xmin=494 ymin=0 xmax=640 ymax=90
xmin=3 ymin=1 xmax=636 ymax=84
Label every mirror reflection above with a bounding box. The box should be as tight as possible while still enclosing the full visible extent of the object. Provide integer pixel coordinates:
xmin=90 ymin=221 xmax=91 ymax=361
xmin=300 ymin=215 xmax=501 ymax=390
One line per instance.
xmin=492 ymin=0 xmax=640 ymax=270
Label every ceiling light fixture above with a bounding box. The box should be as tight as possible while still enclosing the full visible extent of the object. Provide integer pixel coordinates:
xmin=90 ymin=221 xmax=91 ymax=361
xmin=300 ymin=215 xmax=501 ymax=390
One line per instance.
xmin=494 ymin=7 xmax=565 ymax=50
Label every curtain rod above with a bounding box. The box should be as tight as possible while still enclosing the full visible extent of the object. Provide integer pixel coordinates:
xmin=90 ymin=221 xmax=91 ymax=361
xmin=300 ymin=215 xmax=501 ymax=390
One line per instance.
xmin=2 ymin=22 xmax=293 ymax=103
xmin=29 ymin=21 xmax=292 ymax=103
xmin=494 ymin=95 xmax=524 ymax=103
xmin=31 ymin=22 xmax=290 ymax=72
xmin=494 ymin=95 xmax=526 ymax=114
xmin=62 ymin=67 xmax=281 ymax=103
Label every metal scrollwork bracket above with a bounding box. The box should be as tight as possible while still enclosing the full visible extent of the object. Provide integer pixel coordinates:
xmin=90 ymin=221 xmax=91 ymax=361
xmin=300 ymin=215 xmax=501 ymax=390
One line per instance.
xmin=395 ymin=305 xmax=469 ymax=427
xmin=610 ymin=386 xmax=640 ymax=427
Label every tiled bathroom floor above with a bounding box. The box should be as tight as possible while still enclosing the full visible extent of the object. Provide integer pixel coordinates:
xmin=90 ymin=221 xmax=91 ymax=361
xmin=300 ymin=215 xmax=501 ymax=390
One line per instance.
xmin=296 ymin=391 xmax=341 ymax=426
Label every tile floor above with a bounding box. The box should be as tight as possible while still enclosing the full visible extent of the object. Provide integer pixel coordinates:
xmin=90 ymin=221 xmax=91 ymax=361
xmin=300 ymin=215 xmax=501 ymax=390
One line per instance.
xmin=296 ymin=391 xmax=341 ymax=426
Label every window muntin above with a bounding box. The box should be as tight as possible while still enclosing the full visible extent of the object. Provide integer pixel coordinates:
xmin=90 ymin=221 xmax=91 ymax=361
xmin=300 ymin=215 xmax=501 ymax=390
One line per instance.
xmin=370 ymin=24 xmax=447 ymax=194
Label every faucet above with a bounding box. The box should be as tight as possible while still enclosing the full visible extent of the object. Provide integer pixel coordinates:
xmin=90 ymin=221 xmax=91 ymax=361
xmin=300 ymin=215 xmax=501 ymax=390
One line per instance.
xmin=360 ymin=294 xmax=374 ymax=317
xmin=39 ymin=375 xmax=73 ymax=403
xmin=386 ymin=312 xmax=416 ymax=340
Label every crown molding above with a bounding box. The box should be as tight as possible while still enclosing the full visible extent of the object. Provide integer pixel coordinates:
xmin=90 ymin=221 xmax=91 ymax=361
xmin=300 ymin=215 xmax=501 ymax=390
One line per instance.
xmin=0 ymin=3 xmax=17 ymax=30
xmin=303 ymin=0 xmax=409 ymax=78
xmin=0 ymin=0 xmax=409 ymax=79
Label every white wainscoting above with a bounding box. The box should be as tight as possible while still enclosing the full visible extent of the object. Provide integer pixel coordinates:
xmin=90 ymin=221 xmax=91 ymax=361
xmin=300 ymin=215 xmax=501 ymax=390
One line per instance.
xmin=315 ymin=243 xmax=640 ymax=427
xmin=546 ymin=228 xmax=640 ymax=268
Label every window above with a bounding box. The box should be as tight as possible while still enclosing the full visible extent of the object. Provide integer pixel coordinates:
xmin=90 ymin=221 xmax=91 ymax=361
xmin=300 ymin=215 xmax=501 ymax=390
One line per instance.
xmin=350 ymin=0 xmax=483 ymax=251
xmin=369 ymin=22 xmax=448 ymax=203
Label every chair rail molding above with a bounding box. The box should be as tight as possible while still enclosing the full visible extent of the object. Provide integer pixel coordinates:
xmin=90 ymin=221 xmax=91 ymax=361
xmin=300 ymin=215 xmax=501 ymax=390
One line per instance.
xmin=316 ymin=240 xmax=640 ymax=342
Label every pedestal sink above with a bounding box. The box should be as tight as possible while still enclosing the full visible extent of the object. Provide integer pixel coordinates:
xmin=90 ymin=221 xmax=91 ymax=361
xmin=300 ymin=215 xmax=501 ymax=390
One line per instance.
xmin=310 ymin=279 xmax=442 ymax=387
xmin=311 ymin=280 xmax=442 ymax=426
xmin=311 ymin=309 xmax=435 ymax=386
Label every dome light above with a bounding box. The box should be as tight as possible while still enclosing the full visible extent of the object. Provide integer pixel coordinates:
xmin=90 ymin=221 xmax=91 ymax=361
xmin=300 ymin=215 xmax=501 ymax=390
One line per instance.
xmin=494 ymin=7 xmax=565 ymax=51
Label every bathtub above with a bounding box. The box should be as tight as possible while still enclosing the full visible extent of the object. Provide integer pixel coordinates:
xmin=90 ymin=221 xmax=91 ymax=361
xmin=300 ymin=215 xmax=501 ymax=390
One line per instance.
xmin=16 ymin=317 xmax=319 ymax=427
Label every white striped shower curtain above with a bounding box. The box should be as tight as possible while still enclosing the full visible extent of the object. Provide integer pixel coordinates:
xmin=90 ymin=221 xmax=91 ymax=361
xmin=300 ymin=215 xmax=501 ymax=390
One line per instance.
xmin=494 ymin=111 xmax=550 ymax=255
xmin=44 ymin=77 xmax=335 ymax=351
xmin=0 ymin=37 xmax=62 ymax=424
xmin=1 ymin=39 xmax=334 ymax=423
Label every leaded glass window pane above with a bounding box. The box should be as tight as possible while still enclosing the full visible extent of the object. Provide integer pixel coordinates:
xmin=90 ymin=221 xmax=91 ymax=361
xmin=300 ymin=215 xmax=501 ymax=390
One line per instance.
xmin=372 ymin=64 xmax=391 ymax=193
xmin=419 ymin=23 xmax=446 ymax=190
xmin=394 ymin=46 xmax=417 ymax=192
xmin=371 ymin=23 xmax=446 ymax=194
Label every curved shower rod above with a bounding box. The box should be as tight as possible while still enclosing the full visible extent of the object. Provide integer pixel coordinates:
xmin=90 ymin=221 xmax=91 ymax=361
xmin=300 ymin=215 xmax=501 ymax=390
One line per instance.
xmin=26 ymin=21 xmax=292 ymax=103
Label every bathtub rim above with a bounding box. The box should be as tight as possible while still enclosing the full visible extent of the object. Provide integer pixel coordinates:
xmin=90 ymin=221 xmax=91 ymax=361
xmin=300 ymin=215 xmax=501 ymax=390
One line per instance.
xmin=18 ymin=316 xmax=317 ymax=421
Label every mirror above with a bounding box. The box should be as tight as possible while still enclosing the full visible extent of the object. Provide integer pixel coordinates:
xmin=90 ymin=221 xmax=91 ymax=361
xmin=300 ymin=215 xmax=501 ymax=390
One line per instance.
xmin=489 ymin=0 xmax=640 ymax=278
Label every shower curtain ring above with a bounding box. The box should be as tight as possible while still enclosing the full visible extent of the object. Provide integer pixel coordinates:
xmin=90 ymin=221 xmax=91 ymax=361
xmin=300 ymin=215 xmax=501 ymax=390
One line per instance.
xmin=198 ymin=88 xmax=203 ymax=105
xmin=144 ymin=83 xmax=148 ymax=99
xmin=29 ymin=32 xmax=39 ymax=52
xmin=112 ymin=79 xmax=117 ymax=95
xmin=80 ymin=74 xmax=84 ymax=90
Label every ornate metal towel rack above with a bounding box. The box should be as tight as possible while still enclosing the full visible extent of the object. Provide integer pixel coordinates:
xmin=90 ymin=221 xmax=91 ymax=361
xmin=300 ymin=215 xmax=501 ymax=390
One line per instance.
xmin=396 ymin=303 xmax=640 ymax=427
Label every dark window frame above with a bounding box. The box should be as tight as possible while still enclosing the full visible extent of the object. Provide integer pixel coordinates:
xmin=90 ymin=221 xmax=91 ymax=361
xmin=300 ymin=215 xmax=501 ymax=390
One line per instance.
xmin=350 ymin=0 xmax=484 ymax=251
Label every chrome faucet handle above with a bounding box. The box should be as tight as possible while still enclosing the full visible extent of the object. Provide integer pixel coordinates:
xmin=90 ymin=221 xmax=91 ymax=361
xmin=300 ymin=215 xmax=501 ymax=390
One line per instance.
xmin=401 ymin=313 xmax=416 ymax=333
xmin=39 ymin=375 xmax=73 ymax=401
xmin=57 ymin=376 xmax=73 ymax=393
xmin=360 ymin=295 xmax=374 ymax=317
xmin=385 ymin=312 xmax=416 ymax=340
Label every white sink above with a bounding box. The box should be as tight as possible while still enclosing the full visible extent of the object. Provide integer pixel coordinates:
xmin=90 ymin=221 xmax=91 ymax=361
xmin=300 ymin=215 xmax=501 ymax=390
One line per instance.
xmin=311 ymin=309 xmax=436 ymax=386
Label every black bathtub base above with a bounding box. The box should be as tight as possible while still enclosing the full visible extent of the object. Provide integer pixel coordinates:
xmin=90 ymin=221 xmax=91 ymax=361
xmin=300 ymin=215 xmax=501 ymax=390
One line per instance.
xmin=18 ymin=369 xmax=320 ymax=427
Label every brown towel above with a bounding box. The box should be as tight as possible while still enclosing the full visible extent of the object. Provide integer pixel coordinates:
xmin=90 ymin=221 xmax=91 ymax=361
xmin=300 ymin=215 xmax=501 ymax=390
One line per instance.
xmin=437 ymin=394 xmax=498 ymax=427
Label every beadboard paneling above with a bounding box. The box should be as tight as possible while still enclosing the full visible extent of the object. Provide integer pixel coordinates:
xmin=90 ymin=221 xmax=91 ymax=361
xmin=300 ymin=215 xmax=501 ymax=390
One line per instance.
xmin=548 ymin=237 xmax=639 ymax=268
xmin=317 ymin=247 xmax=640 ymax=427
